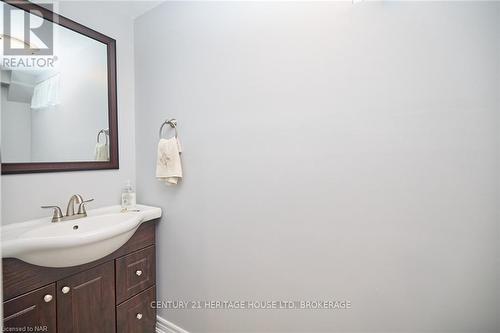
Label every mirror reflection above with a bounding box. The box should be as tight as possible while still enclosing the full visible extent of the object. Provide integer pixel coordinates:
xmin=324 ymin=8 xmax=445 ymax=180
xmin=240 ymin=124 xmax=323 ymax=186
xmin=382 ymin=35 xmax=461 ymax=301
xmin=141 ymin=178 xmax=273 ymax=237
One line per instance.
xmin=1 ymin=2 xmax=110 ymax=163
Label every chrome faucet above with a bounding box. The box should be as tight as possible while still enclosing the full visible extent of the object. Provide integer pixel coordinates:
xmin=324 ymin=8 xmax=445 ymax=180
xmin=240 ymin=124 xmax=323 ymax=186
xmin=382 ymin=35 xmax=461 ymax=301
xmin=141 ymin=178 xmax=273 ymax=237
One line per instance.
xmin=42 ymin=194 xmax=94 ymax=223
xmin=66 ymin=194 xmax=84 ymax=217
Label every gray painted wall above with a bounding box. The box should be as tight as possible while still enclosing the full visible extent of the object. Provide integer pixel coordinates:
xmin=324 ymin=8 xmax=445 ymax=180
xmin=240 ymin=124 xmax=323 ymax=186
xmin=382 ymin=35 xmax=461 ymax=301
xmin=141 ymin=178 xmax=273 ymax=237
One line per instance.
xmin=1 ymin=1 xmax=136 ymax=224
xmin=135 ymin=2 xmax=500 ymax=332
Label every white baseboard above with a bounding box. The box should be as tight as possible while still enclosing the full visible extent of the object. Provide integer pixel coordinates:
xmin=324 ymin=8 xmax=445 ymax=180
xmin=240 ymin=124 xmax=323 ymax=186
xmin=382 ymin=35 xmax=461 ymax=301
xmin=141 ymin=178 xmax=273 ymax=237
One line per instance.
xmin=156 ymin=315 xmax=190 ymax=333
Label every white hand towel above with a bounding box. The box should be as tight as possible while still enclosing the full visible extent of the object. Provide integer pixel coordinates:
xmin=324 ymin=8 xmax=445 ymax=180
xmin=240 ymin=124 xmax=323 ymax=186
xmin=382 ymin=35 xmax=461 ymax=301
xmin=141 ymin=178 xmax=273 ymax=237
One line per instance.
xmin=156 ymin=137 xmax=182 ymax=185
xmin=95 ymin=143 xmax=109 ymax=161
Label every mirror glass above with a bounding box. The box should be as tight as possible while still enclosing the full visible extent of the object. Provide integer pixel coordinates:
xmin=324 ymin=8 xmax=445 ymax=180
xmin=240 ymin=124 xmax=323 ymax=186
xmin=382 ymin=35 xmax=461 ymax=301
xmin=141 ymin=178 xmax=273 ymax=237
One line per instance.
xmin=0 ymin=2 xmax=111 ymax=164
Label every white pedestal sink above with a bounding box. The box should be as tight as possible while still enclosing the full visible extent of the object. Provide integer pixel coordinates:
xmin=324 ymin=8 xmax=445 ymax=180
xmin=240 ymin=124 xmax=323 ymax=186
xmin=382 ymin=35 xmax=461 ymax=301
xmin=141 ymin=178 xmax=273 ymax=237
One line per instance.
xmin=1 ymin=204 xmax=161 ymax=267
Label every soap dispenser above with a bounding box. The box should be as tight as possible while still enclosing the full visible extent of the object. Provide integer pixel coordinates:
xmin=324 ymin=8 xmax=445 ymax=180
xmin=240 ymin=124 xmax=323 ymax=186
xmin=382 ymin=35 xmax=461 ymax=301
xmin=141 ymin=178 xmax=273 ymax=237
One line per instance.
xmin=121 ymin=180 xmax=136 ymax=210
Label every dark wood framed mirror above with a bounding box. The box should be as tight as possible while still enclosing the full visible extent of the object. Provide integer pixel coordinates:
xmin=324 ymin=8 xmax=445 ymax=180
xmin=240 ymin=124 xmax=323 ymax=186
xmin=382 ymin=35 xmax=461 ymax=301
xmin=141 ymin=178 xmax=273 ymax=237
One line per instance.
xmin=1 ymin=0 xmax=118 ymax=174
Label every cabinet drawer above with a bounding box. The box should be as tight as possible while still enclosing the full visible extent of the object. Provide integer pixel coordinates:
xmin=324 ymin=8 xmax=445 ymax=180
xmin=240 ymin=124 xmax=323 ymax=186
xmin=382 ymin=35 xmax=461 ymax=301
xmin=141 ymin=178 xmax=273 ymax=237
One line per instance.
xmin=116 ymin=245 xmax=155 ymax=303
xmin=117 ymin=285 xmax=156 ymax=333
xmin=3 ymin=284 xmax=56 ymax=333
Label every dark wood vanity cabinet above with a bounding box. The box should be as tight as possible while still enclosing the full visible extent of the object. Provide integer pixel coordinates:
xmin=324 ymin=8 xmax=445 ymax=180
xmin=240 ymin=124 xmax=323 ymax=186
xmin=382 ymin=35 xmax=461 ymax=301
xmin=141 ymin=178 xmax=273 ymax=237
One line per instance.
xmin=2 ymin=221 xmax=158 ymax=333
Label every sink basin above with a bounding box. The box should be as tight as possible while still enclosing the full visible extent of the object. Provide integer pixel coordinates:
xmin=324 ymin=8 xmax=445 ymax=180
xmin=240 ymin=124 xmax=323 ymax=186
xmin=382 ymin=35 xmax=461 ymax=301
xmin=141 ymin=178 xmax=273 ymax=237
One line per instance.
xmin=1 ymin=204 xmax=161 ymax=267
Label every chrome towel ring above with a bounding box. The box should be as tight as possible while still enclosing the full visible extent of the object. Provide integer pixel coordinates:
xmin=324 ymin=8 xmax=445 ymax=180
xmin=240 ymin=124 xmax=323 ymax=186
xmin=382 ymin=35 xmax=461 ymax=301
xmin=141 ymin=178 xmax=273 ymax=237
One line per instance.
xmin=97 ymin=129 xmax=109 ymax=145
xmin=159 ymin=118 xmax=178 ymax=139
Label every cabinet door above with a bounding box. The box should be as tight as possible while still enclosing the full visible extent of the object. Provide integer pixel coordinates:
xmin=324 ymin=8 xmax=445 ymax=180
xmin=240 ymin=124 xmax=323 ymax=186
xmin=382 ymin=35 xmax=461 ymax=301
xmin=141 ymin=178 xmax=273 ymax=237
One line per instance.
xmin=57 ymin=262 xmax=115 ymax=333
xmin=3 ymin=284 xmax=56 ymax=333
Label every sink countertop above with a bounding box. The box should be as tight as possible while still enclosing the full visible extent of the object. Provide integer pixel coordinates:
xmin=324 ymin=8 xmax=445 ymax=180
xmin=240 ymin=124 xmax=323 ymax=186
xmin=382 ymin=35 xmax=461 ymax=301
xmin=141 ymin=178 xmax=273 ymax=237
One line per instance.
xmin=1 ymin=204 xmax=161 ymax=241
xmin=0 ymin=204 xmax=162 ymax=267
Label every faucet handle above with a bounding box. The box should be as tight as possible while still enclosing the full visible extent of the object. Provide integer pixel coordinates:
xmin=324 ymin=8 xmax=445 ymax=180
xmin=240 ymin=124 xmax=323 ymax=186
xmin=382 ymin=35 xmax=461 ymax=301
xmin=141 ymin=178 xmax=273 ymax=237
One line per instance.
xmin=41 ymin=206 xmax=63 ymax=222
xmin=77 ymin=198 xmax=94 ymax=215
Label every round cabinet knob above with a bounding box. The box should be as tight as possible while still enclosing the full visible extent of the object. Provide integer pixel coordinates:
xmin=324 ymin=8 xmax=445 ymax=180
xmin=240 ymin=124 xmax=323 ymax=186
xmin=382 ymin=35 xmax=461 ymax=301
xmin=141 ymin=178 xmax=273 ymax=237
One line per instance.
xmin=136 ymin=313 xmax=143 ymax=320
xmin=135 ymin=270 xmax=143 ymax=276
xmin=43 ymin=294 xmax=53 ymax=303
xmin=61 ymin=286 xmax=71 ymax=294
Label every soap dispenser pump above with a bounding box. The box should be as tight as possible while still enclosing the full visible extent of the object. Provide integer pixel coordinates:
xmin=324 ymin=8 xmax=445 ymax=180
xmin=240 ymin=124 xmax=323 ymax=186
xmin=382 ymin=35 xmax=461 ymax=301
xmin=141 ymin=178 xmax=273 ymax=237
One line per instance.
xmin=121 ymin=180 xmax=136 ymax=210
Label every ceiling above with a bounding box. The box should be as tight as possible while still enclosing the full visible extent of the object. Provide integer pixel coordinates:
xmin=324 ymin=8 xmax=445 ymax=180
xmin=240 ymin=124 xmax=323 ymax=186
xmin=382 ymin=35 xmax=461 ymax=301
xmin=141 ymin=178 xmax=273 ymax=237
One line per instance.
xmin=32 ymin=1 xmax=164 ymax=20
